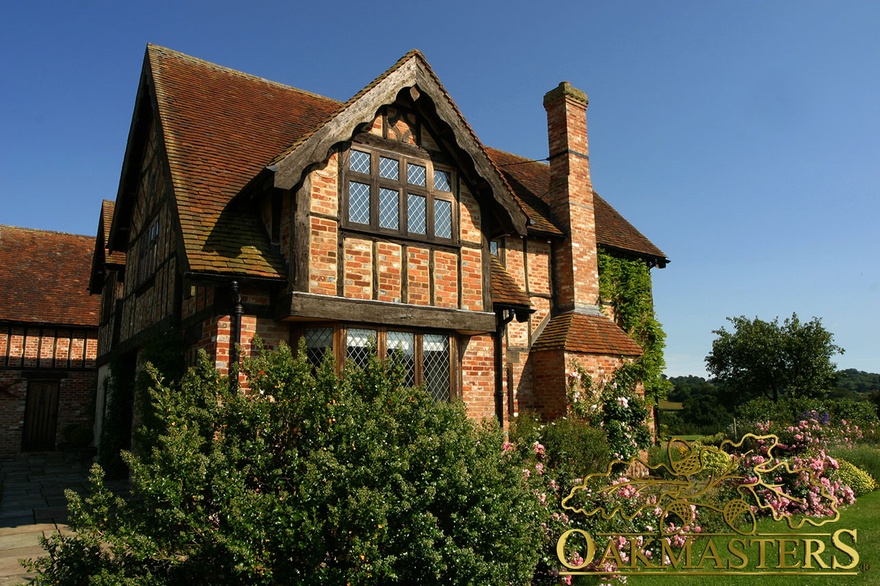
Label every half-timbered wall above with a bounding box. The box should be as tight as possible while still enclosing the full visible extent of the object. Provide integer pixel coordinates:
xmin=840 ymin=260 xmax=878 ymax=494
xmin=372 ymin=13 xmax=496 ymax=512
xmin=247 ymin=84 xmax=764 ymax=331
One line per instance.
xmin=494 ymin=235 xmax=555 ymax=416
xmin=0 ymin=324 xmax=98 ymax=454
xmin=299 ymin=109 xmax=485 ymax=314
xmin=284 ymin=107 xmax=495 ymax=414
xmin=117 ymin=119 xmax=177 ymax=345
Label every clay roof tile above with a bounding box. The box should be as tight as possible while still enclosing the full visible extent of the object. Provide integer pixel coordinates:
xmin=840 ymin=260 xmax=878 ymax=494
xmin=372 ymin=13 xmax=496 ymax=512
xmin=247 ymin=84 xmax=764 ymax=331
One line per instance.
xmin=0 ymin=226 xmax=100 ymax=327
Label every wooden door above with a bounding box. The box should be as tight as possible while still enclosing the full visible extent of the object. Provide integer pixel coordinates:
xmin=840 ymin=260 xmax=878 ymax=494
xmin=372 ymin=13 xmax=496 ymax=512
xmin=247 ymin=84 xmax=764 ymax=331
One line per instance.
xmin=22 ymin=380 xmax=60 ymax=451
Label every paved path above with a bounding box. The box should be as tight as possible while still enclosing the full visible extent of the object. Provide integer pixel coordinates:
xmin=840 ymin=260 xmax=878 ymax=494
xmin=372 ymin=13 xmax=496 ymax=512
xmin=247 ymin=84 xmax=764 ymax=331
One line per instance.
xmin=0 ymin=453 xmax=108 ymax=585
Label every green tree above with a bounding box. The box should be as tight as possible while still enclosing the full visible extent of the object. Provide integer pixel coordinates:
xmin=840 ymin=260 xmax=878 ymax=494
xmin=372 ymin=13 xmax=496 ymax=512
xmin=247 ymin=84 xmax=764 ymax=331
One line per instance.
xmin=29 ymin=343 xmax=544 ymax=584
xmin=706 ymin=313 xmax=843 ymax=405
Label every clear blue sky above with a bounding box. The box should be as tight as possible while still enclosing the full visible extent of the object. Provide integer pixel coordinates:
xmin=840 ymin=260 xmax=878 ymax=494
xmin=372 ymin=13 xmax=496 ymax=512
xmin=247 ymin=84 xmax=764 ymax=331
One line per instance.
xmin=2 ymin=1 xmax=878 ymax=377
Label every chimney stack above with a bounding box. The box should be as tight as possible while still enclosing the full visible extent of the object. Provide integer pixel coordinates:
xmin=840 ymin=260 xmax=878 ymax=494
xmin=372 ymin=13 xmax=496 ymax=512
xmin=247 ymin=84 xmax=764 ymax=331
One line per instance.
xmin=543 ymin=81 xmax=600 ymax=314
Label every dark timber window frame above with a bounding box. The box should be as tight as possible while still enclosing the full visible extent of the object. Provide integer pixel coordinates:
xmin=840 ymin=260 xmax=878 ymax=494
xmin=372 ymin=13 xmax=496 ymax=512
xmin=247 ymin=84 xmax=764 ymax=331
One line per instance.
xmin=136 ymin=216 xmax=160 ymax=287
xmin=297 ymin=324 xmax=455 ymax=402
xmin=341 ymin=144 xmax=458 ymax=246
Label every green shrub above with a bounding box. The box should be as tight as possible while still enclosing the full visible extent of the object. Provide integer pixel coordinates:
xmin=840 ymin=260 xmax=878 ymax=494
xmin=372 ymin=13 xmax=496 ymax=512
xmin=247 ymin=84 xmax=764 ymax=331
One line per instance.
xmin=29 ymin=344 xmax=544 ymax=585
xmin=830 ymin=446 xmax=880 ymax=489
xmin=833 ymin=459 xmax=877 ymax=496
xmin=510 ymin=414 xmax=610 ymax=493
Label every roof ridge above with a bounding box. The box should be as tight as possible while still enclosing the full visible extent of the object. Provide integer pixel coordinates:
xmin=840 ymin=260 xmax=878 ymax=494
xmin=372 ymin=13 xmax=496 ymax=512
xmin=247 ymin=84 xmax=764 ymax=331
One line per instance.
xmin=268 ymin=49 xmax=428 ymax=166
xmin=146 ymin=44 xmax=343 ymax=104
xmin=485 ymin=145 xmax=549 ymax=166
xmin=0 ymin=225 xmax=92 ymax=239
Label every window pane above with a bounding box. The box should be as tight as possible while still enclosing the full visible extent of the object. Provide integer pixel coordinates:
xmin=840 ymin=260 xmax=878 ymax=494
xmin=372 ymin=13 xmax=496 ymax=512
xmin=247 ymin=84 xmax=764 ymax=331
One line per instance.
xmin=387 ymin=331 xmax=416 ymax=387
xmin=346 ymin=328 xmax=376 ymax=370
xmin=407 ymin=194 xmax=426 ymax=234
xmin=379 ymin=156 xmax=399 ymax=180
xmin=423 ymin=334 xmax=450 ymax=402
xmin=379 ymin=188 xmax=399 ymax=230
xmin=349 ymin=149 xmax=371 ymax=174
xmin=434 ymin=199 xmax=452 ymax=239
xmin=434 ymin=169 xmax=451 ymax=192
xmin=305 ymin=328 xmax=333 ymax=368
xmin=407 ymin=163 xmax=426 ymax=186
xmin=348 ymin=181 xmax=371 ymax=224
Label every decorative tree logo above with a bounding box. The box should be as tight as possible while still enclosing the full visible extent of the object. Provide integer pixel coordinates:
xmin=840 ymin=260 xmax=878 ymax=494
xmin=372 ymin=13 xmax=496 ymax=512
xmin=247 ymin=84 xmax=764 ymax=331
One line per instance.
xmin=561 ymin=434 xmax=842 ymax=535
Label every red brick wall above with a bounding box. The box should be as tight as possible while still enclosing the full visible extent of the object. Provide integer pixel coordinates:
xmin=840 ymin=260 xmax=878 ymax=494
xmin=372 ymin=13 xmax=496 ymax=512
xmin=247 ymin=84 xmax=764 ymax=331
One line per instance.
xmin=376 ymin=242 xmax=402 ymax=302
xmin=406 ymin=247 xmax=430 ymax=305
xmin=514 ymin=349 xmax=638 ymax=421
xmin=460 ymin=334 xmax=495 ymax=420
xmin=343 ymin=237 xmax=373 ymax=300
xmin=433 ymin=250 xmax=459 ymax=309
xmin=309 ymin=216 xmax=338 ymax=296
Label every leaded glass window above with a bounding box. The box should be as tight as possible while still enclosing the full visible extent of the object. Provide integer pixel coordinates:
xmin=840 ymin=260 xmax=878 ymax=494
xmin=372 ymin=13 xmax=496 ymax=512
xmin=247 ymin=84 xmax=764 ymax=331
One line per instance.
xmin=423 ymin=334 xmax=450 ymax=402
xmin=349 ymin=149 xmax=371 ymax=174
xmin=343 ymin=145 xmax=456 ymax=242
xmin=434 ymin=169 xmax=451 ymax=192
xmin=407 ymin=163 xmax=426 ymax=186
xmin=302 ymin=327 xmax=453 ymax=401
xmin=386 ymin=331 xmax=416 ymax=387
xmin=346 ymin=328 xmax=376 ymax=370
xmin=379 ymin=188 xmax=399 ymax=230
xmin=348 ymin=181 xmax=370 ymax=224
xmin=434 ymin=199 xmax=452 ymax=240
xmin=408 ymin=194 xmax=426 ymax=235
xmin=379 ymin=156 xmax=399 ymax=180
xmin=305 ymin=327 xmax=333 ymax=368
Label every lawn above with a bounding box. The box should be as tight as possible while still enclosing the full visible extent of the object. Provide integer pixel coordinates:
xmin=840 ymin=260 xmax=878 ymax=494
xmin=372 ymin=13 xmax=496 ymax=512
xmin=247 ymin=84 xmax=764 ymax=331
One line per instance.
xmin=574 ymin=490 xmax=880 ymax=585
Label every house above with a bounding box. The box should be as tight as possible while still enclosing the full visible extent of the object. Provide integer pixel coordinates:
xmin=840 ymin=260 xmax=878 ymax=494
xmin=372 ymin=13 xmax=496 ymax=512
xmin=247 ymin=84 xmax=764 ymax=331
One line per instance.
xmin=90 ymin=45 xmax=668 ymax=440
xmin=0 ymin=226 xmax=100 ymax=454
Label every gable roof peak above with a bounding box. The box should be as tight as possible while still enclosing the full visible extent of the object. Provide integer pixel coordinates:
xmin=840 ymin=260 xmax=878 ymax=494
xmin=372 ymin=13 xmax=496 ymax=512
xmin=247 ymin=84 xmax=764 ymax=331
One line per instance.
xmin=270 ymin=48 xmax=529 ymax=235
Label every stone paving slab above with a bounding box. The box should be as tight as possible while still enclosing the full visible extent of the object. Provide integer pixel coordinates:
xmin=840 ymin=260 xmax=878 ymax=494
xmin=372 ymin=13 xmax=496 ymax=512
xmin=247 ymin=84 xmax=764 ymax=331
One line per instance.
xmin=0 ymin=453 xmax=113 ymax=584
xmin=0 ymin=523 xmax=67 ymax=585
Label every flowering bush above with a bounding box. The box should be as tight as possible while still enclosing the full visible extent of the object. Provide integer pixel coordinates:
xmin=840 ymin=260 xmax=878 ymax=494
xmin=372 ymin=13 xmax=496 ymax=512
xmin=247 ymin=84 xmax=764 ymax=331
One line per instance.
xmin=567 ymin=362 xmax=652 ymax=462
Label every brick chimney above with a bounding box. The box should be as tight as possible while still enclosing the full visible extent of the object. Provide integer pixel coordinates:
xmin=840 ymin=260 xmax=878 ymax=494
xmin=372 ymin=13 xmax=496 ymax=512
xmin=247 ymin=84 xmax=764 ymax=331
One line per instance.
xmin=543 ymin=81 xmax=600 ymax=314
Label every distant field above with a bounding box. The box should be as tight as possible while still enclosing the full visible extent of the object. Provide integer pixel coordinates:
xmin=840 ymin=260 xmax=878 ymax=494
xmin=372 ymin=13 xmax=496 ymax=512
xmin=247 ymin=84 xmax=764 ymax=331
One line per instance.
xmin=657 ymin=400 xmax=683 ymax=411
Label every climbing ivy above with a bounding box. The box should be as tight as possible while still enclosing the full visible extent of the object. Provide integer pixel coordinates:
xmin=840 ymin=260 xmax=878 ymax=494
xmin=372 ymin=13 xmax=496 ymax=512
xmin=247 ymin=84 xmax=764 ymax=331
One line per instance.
xmin=597 ymin=250 xmax=671 ymax=405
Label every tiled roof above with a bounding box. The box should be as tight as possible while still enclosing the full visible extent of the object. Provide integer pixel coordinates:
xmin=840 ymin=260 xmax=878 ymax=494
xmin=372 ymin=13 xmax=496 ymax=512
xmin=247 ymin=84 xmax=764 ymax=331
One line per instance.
xmin=531 ymin=312 xmax=643 ymax=356
xmin=147 ymin=45 xmax=340 ymax=277
xmin=0 ymin=226 xmax=100 ymax=327
xmin=139 ymin=46 xmax=664 ymax=278
xmin=90 ymin=200 xmax=125 ymax=293
xmin=484 ymin=148 xmax=563 ymax=237
xmin=490 ymin=257 xmax=532 ymax=308
xmin=485 ymin=148 xmax=667 ymax=263
xmin=100 ymin=200 xmax=126 ymax=267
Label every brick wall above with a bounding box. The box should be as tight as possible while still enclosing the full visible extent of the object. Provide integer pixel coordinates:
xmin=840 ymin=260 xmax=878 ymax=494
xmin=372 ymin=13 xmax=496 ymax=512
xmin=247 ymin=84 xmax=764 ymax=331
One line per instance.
xmin=460 ymin=334 xmax=495 ymax=420
xmin=376 ymin=242 xmax=402 ymax=302
xmin=343 ymin=237 xmax=373 ymax=300
xmin=406 ymin=247 xmax=430 ymax=305
xmin=433 ymin=250 xmax=459 ymax=309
